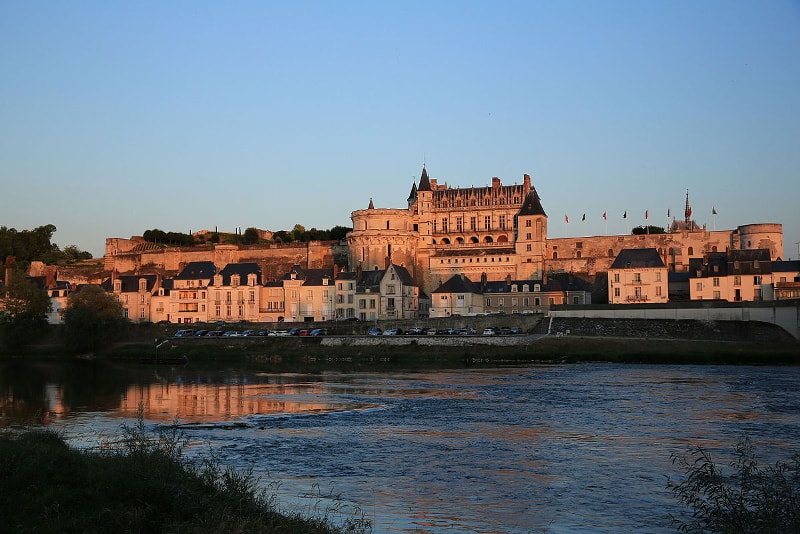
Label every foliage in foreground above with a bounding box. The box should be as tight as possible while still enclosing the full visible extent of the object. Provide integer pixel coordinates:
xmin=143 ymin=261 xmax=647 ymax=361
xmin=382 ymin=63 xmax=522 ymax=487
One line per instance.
xmin=62 ymin=284 xmax=129 ymax=352
xmin=668 ymin=438 xmax=800 ymax=533
xmin=0 ymin=270 xmax=51 ymax=351
xmin=0 ymin=412 xmax=370 ymax=534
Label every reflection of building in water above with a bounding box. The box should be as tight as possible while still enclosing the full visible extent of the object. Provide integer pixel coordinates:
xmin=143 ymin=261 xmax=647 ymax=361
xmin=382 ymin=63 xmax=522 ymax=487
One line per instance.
xmin=119 ymin=381 xmax=331 ymax=423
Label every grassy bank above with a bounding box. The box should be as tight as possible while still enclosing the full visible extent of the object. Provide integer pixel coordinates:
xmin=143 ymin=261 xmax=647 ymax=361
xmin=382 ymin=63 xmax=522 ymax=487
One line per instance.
xmin=103 ymin=334 xmax=800 ymax=366
xmin=0 ymin=419 xmax=369 ymax=534
xmin=12 ymin=322 xmax=800 ymax=366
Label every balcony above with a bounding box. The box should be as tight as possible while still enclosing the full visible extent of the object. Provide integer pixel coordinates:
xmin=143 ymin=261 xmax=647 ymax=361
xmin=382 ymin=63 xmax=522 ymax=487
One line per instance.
xmin=625 ymin=295 xmax=649 ymax=302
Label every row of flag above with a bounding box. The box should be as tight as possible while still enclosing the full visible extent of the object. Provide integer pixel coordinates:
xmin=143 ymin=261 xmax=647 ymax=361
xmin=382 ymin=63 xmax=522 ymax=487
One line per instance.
xmin=564 ymin=207 xmax=718 ymax=223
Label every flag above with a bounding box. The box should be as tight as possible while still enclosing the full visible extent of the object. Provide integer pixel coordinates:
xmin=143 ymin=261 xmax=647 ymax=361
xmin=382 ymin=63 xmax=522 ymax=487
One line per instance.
xmin=667 ymin=208 xmax=670 ymax=218
xmin=712 ymin=206 xmax=717 ymax=215
xmin=582 ymin=213 xmax=586 ymax=221
xmin=623 ymin=210 xmax=627 ymax=219
xmin=645 ymin=210 xmax=649 ymax=220
xmin=602 ymin=211 xmax=607 ymax=220
xmin=565 ymin=214 xmax=569 ymax=223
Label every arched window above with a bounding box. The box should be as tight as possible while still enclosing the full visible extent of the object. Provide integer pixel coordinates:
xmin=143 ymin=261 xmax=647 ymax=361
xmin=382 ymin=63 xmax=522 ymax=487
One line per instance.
xmin=484 ymin=236 xmax=494 ymax=243
xmin=553 ymin=252 xmax=558 ymax=260
xmin=456 ymin=237 xmax=464 ymax=244
xmin=688 ymin=246 xmax=694 ymax=256
xmin=497 ymin=235 xmax=508 ymax=243
xmin=470 ymin=236 xmax=479 ymax=243
xmin=712 ymin=246 xmax=718 ymax=252
xmin=576 ymin=251 xmax=582 ymax=259
xmin=608 ymin=249 xmax=614 ymax=257
xmin=442 ymin=238 xmax=451 ymax=245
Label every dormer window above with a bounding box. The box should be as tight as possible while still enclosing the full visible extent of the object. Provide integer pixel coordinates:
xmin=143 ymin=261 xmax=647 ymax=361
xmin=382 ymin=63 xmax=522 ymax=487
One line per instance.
xmin=231 ymin=275 xmax=240 ymax=287
xmin=138 ymin=278 xmax=147 ymax=292
xmin=113 ymin=280 xmax=122 ymax=292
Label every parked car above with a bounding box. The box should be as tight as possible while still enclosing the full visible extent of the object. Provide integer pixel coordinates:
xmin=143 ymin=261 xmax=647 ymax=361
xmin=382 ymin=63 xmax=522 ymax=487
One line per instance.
xmin=206 ymin=330 xmax=224 ymax=337
xmin=368 ymin=327 xmax=382 ymax=336
xmin=194 ymin=330 xmax=208 ymax=337
xmin=482 ymin=328 xmax=497 ymax=336
xmin=382 ymin=328 xmax=399 ymax=336
xmin=241 ymin=330 xmax=255 ymax=336
xmin=222 ymin=331 xmax=239 ymax=337
xmin=173 ymin=329 xmax=195 ymax=337
xmin=309 ymin=328 xmax=326 ymax=336
xmin=510 ymin=327 xmax=523 ymax=335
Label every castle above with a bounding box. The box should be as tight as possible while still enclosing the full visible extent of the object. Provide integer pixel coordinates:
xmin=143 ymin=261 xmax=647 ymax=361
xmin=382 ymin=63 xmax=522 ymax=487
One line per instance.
xmin=97 ymin=166 xmax=785 ymax=299
xmin=347 ymin=167 xmax=783 ymax=294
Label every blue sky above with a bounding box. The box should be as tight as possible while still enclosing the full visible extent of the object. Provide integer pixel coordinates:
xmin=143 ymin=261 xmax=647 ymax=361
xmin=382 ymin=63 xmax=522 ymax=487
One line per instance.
xmin=2 ymin=1 xmax=799 ymax=259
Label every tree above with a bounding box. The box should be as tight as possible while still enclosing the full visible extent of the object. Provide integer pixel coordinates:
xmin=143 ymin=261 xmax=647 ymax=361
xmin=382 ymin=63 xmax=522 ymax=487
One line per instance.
xmin=242 ymin=227 xmax=260 ymax=245
xmin=0 ymin=272 xmax=52 ymax=351
xmin=632 ymin=225 xmax=666 ymax=235
xmin=62 ymin=285 xmax=127 ymax=352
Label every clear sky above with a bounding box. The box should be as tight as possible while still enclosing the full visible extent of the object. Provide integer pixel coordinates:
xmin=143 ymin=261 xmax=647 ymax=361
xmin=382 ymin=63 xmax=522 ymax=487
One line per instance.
xmin=2 ymin=1 xmax=799 ymax=259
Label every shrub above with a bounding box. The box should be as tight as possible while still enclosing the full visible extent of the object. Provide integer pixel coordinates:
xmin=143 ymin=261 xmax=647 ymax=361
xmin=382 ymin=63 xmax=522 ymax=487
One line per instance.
xmin=667 ymin=438 xmax=800 ymax=533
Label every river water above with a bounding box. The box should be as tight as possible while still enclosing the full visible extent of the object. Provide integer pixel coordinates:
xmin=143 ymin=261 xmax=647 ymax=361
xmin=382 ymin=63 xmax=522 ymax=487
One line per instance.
xmin=2 ymin=360 xmax=799 ymax=533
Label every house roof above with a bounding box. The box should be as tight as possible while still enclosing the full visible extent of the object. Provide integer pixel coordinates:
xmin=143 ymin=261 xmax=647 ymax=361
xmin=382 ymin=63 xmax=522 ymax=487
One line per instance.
xmin=517 ymin=187 xmax=547 ymax=217
xmin=610 ymin=248 xmax=666 ymax=269
xmin=214 ymin=263 xmax=261 ymax=286
xmin=432 ymin=274 xmax=481 ymax=294
xmin=386 ymin=264 xmax=414 ymax=286
xmin=175 ymin=261 xmax=216 ymax=280
xmin=281 ymin=264 xmax=333 ymax=286
xmin=101 ymin=274 xmax=158 ymax=293
xmin=773 ymin=260 xmax=800 ymax=273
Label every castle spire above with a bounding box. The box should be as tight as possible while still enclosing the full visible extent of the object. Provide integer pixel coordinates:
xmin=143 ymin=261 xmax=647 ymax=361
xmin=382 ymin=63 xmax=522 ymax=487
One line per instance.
xmin=368 ymin=197 xmax=375 ymax=209
xmin=417 ymin=165 xmax=432 ymax=191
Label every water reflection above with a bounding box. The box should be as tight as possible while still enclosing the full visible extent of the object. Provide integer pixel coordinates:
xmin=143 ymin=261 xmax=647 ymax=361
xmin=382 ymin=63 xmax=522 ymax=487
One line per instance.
xmin=2 ymin=361 xmax=800 ymax=533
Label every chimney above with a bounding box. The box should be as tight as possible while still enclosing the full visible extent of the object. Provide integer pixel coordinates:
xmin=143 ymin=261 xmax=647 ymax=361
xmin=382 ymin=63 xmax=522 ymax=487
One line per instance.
xmin=492 ymin=177 xmax=501 ymax=189
xmin=523 ymin=174 xmax=531 ymax=191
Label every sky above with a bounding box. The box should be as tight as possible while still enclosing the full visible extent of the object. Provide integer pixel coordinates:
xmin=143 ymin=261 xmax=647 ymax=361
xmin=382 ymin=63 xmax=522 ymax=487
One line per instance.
xmin=1 ymin=1 xmax=799 ymax=260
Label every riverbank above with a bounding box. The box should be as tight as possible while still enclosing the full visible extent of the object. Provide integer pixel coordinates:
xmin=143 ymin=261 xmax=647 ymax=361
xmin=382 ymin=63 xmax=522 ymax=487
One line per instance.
xmin=0 ymin=427 xmax=369 ymax=534
xmin=10 ymin=320 xmax=800 ymax=366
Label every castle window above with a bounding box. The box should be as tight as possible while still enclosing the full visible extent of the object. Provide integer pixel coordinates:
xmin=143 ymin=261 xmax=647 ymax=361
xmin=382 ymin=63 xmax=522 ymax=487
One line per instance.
xmin=526 ymin=220 xmax=531 ymax=227
xmin=499 ymin=215 xmax=506 ymax=230
xmin=553 ymin=252 xmax=558 ymax=259
xmin=576 ymin=251 xmax=582 ymax=259
xmin=608 ymin=249 xmax=614 ymax=257
xmin=484 ymin=216 xmax=491 ymax=230
xmin=688 ymin=247 xmax=694 ymax=256
xmin=526 ymin=244 xmax=532 ymax=251
xmin=386 ymin=221 xmax=390 ymax=230
xmin=526 ymin=233 xmax=531 ymax=240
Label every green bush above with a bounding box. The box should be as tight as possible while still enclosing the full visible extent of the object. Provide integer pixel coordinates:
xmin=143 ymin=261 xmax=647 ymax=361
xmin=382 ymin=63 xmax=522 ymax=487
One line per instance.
xmin=668 ymin=438 xmax=800 ymax=533
xmin=0 ymin=407 xmax=371 ymax=534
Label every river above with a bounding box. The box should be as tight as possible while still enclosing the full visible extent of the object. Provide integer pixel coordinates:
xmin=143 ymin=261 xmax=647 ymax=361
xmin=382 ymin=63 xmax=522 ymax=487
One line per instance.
xmin=2 ymin=360 xmax=799 ymax=533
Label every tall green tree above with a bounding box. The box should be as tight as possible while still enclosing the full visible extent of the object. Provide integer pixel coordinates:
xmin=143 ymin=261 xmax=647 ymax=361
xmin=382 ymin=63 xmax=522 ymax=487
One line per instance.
xmin=62 ymin=285 xmax=127 ymax=352
xmin=242 ymin=227 xmax=260 ymax=245
xmin=0 ymin=272 xmax=52 ymax=351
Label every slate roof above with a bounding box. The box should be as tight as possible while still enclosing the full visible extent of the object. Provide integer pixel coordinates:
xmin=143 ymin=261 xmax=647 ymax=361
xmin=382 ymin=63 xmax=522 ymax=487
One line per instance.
xmin=215 ymin=263 xmax=261 ymax=286
xmin=773 ymin=260 xmax=800 ymax=273
xmin=610 ymin=248 xmax=666 ymax=269
xmin=407 ymin=181 xmax=417 ymax=202
xmin=101 ymin=274 xmax=158 ymax=293
xmin=387 ymin=264 xmax=414 ymax=286
xmin=281 ymin=265 xmax=333 ymax=286
xmin=689 ymin=249 xmax=773 ymax=278
xmin=432 ymin=274 xmax=481 ymax=294
xmin=175 ymin=261 xmax=216 ymax=280
xmin=517 ymin=188 xmax=547 ymax=217
xmin=417 ymin=165 xmax=432 ymax=192
xmin=482 ymin=276 xmax=591 ymax=294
